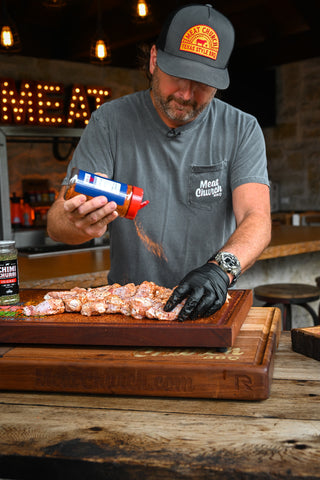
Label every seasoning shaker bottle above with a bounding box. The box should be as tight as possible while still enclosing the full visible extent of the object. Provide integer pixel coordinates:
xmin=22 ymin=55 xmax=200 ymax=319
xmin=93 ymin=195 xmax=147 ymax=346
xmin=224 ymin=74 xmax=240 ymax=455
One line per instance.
xmin=64 ymin=168 xmax=149 ymax=220
xmin=0 ymin=240 xmax=20 ymax=305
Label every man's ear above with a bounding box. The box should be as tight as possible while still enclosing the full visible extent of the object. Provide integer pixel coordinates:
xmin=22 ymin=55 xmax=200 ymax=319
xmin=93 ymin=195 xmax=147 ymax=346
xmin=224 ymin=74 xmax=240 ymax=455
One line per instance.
xmin=149 ymin=45 xmax=157 ymax=75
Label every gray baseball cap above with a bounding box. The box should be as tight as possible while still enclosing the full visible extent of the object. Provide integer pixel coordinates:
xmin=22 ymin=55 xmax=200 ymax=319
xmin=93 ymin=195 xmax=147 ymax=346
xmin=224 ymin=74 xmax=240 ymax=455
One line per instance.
xmin=156 ymin=4 xmax=235 ymax=89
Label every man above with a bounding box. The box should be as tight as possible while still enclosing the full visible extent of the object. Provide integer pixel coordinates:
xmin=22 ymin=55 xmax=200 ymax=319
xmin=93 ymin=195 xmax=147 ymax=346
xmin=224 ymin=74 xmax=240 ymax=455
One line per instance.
xmin=47 ymin=4 xmax=271 ymax=321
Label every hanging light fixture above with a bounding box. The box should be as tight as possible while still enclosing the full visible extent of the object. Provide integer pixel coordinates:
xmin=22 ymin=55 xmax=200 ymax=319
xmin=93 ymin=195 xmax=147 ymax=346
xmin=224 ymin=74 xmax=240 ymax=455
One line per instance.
xmin=137 ymin=0 xmax=149 ymax=18
xmin=133 ymin=0 xmax=151 ymax=22
xmin=90 ymin=0 xmax=111 ymax=65
xmin=0 ymin=0 xmax=21 ymax=52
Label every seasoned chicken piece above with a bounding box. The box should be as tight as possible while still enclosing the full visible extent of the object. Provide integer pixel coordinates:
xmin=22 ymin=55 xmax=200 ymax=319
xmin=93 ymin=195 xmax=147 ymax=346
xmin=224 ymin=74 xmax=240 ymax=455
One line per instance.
xmin=44 ymin=287 xmax=87 ymax=300
xmin=85 ymin=284 xmax=118 ymax=301
xmin=112 ymin=283 xmax=137 ymax=299
xmin=104 ymin=284 xmax=138 ymax=315
xmin=64 ymin=297 xmax=83 ymax=312
xmin=136 ymin=281 xmax=157 ymax=297
xmin=154 ymin=286 xmax=172 ymax=302
xmin=81 ymin=301 xmax=106 ymax=316
xmin=45 ymin=289 xmax=88 ymax=312
xmin=145 ymin=299 xmax=186 ymax=321
xmin=23 ymin=298 xmax=65 ymax=316
xmin=104 ymin=294 xmax=127 ymax=314
xmin=129 ymin=295 xmax=154 ymax=319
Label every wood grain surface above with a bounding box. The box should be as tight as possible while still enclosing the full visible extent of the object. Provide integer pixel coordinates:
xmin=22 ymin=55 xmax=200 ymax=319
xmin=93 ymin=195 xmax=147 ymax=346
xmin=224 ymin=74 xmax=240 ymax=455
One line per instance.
xmin=291 ymin=325 xmax=320 ymax=361
xmin=0 ymin=330 xmax=319 ymax=480
xmin=259 ymin=225 xmax=320 ymax=260
xmin=0 ymin=288 xmax=253 ymax=348
xmin=0 ymin=307 xmax=281 ymax=400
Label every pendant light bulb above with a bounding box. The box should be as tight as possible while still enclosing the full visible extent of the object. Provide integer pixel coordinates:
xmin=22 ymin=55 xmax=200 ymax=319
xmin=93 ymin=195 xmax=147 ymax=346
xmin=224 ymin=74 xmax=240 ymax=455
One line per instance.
xmin=90 ymin=0 xmax=111 ymax=65
xmin=0 ymin=0 xmax=21 ymax=52
xmin=137 ymin=0 xmax=148 ymax=18
xmin=1 ymin=25 xmax=14 ymax=47
xmin=95 ymin=39 xmax=107 ymax=60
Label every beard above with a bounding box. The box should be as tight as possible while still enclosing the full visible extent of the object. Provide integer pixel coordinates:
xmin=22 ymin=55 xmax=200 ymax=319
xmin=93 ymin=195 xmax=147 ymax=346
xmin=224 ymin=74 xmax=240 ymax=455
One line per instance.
xmin=151 ymin=66 xmax=215 ymax=125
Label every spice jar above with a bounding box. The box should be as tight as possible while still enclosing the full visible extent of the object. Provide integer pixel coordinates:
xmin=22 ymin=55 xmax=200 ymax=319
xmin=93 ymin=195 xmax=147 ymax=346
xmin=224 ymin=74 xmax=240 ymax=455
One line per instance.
xmin=64 ymin=168 xmax=149 ymax=220
xmin=0 ymin=240 xmax=20 ymax=305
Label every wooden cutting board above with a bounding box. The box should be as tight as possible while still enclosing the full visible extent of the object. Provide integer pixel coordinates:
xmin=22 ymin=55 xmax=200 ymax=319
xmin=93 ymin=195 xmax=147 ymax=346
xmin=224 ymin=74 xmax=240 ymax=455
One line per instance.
xmin=0 ymin=307 xmax=281 ymax=400
xmin=291 ymin=326 xmax=320 ymax=361
xmin=0 ymin=289 xmax=252 ymax=348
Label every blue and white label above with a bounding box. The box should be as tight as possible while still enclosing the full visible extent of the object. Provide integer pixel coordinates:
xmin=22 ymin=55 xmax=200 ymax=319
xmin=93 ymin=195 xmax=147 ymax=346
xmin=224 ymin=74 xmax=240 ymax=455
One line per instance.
xmin=75 ymin=169 xmax=127 ymax=205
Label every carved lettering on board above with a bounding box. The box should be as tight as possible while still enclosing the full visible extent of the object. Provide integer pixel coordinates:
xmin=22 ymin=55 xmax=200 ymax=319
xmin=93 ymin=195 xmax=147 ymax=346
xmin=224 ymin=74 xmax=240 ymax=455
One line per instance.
xmin=35 ymin=367 xmax=194 ymax=393
xmin=133 ymin=347 xmax=244 ymax=361
xmin=235 ymin=374 xmax=253 ymax=391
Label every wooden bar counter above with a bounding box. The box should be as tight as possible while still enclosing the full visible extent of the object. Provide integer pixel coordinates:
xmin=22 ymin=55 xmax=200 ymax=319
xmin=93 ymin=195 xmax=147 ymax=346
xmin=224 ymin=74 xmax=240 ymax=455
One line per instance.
xmin=258 ymin=225 xmax=320 ymax=260
xmin=0 ymin=331 xmax=319 ymax=480
xmin=19 ymin=247 xmax=111 ymax=289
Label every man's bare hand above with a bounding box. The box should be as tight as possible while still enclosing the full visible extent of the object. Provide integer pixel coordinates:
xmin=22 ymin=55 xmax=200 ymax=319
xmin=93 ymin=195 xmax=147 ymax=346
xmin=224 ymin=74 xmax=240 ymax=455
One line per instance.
xmin=64 ymin=193 xmax=118 ymax=238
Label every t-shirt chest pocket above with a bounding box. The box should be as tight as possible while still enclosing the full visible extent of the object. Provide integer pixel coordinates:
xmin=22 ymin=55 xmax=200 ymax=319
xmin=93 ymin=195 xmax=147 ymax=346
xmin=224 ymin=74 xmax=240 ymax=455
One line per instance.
xmin=188 ymin=163 xmax=227 ymax=210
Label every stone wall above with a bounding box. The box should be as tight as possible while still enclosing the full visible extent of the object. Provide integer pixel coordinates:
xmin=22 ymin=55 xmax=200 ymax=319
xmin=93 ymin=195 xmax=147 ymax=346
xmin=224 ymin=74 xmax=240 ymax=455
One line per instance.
xmin=264 ymin=57 xmax=320 ymax=212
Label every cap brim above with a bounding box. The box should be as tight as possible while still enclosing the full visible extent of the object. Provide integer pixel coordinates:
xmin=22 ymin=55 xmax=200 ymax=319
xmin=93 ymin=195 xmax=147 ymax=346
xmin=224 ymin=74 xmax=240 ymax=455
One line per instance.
xmin=157 ymin=49 xmax=230 ymax=90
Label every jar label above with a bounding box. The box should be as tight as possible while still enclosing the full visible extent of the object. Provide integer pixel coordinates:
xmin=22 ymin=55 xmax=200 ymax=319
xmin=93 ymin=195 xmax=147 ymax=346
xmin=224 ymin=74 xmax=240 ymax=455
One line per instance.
xmin=0 ymin=259 xmax=19 ymax=296
xmin=75 ymin=170 xmax=127 ymax=205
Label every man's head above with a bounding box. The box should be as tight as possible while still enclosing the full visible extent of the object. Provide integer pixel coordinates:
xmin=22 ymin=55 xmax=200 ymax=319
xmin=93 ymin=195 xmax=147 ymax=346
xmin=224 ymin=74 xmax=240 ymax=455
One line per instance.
xmin=149 ymin=56 xmax=217 ymax=128
xmin=155 ymin=3 xmax=235 ymax=90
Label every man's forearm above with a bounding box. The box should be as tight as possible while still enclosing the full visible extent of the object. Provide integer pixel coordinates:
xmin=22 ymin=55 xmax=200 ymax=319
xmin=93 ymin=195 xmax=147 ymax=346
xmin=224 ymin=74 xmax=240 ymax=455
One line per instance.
xmin=218 ymin=212 xmax=271 ymax=273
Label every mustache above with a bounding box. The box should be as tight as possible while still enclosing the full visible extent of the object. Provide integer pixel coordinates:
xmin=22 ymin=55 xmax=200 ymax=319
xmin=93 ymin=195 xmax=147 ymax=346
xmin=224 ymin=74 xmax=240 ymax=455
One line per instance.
xmin=167 ymin=95 xmax=197 ymax=108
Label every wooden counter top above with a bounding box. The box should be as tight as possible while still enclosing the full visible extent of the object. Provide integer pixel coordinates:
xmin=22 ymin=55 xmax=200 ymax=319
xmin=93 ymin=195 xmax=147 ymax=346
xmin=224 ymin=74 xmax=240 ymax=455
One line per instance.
xmin=0 ymin=331 xmax=319 ymax=480
xmin=19 ymin=247 xmax=110 ymax=289
xmin=258 ymin=225 xmax=320 ymax=260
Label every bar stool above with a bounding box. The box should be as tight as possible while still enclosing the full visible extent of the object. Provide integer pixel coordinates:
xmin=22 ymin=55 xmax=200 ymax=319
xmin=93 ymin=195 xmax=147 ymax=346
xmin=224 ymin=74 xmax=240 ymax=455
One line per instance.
xmin=254 ymin=283 xmax=320 ymax=330
xmin=316 ymin=276 xmax=320 ymax=318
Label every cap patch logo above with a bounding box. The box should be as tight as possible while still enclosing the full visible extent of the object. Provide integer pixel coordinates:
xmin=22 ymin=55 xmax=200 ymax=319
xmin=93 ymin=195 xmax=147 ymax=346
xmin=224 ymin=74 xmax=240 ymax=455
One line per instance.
xmin=180 ymin=25 xmax=219 ymax=60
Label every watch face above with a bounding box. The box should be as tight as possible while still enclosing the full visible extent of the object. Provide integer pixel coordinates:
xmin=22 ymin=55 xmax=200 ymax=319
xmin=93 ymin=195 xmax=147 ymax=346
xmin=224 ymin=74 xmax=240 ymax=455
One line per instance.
xmin=224 ymin=254 xmax=235 ymax=268
xmin=216 ymin=252 xmax=241 ymax=275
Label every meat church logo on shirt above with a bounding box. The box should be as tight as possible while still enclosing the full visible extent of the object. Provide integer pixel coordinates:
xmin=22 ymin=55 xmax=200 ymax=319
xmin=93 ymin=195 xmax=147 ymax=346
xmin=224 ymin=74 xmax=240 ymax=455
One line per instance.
xmin=195 ymin=178 xmax=222 ymax=198
xmin=180 ymin=25 xmax=219 ymax=60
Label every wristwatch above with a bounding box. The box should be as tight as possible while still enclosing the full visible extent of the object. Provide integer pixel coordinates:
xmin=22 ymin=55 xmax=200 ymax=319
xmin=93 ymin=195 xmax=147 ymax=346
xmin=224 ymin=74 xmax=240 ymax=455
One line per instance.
xmin=213 ymin=251 xmax=241 ymax=287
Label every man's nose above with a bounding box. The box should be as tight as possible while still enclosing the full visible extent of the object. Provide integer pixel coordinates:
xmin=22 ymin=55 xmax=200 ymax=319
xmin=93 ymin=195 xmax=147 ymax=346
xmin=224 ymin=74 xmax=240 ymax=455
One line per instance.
xmin=177 ymin=79 xmax=194 ymax=99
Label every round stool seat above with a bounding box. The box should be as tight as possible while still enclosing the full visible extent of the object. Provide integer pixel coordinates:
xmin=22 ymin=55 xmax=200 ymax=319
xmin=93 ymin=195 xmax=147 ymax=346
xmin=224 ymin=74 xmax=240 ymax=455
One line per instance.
xmin=254 ymin=283 xmax=320 ymax=330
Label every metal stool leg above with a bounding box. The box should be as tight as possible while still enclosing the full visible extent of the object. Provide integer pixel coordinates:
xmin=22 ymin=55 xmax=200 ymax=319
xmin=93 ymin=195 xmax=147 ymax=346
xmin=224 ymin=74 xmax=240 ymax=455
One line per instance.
xmin=283 ymin=304 xmax=292 ymax=330
xmin=297 ymin=303 xmax=320 ymax=326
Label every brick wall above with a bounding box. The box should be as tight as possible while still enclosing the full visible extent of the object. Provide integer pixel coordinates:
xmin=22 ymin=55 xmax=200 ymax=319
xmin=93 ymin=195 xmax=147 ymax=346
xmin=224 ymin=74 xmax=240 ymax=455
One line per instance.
xmin=264 ymin=57 xmax=320 ymax=211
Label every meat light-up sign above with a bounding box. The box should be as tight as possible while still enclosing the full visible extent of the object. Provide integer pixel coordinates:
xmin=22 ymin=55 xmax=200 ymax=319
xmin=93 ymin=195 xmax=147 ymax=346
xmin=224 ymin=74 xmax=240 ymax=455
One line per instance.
xmin=0 ymin=78 xmax=111 ymax=127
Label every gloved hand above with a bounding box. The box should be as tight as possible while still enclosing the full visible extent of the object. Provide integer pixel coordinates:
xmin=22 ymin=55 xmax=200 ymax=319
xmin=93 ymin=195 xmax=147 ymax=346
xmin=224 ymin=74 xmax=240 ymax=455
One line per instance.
xmin=164 ymin=263 xmax=230 ymax=322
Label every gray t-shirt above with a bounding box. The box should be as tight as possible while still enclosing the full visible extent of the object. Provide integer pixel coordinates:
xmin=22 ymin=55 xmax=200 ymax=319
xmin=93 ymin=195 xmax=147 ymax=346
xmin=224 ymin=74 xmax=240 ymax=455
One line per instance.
xmin=63 ymin=89 xmax=269 ymax=288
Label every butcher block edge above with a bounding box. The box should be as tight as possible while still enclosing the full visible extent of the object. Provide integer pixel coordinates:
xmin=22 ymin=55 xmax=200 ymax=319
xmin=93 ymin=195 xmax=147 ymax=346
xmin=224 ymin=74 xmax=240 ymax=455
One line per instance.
xmin=0 ymin=289 xmax=253 ymax=348
xmin=291 ymin=326 xmax=320 ymax=361
xmin=0 ymin=307 xmax=281 ymax=400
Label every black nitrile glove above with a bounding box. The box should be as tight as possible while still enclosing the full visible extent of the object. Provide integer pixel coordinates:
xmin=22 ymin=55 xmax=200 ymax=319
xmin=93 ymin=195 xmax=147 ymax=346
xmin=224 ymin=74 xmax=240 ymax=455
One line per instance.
xmin=164 ymin=263 xmax=230 ymax=322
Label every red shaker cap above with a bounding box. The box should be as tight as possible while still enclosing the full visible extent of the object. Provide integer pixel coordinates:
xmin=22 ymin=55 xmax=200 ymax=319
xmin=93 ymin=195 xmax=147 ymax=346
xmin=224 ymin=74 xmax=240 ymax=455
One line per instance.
xmin=125 ymin=186 xmax=149 ymax=219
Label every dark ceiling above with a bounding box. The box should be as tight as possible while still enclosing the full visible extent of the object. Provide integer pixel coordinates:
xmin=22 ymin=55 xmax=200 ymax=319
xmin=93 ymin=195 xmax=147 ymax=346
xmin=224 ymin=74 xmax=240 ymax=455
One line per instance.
xmin=3 ymin=0 xmax=320 ymax=72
